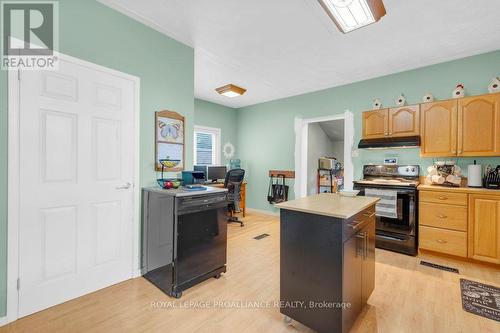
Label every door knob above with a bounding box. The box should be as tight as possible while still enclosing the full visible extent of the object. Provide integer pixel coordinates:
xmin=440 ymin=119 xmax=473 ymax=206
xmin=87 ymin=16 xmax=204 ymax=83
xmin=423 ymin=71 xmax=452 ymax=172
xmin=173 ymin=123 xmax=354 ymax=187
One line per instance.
xmin=116 ymin=182 xmax=132 ymax=190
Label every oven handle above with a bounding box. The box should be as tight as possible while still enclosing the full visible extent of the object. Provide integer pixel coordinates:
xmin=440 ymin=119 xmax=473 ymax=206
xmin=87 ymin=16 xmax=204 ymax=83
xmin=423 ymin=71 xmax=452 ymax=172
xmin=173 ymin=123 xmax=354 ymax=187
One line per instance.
xmin=376 ymin=234 xmax=408 ymax=242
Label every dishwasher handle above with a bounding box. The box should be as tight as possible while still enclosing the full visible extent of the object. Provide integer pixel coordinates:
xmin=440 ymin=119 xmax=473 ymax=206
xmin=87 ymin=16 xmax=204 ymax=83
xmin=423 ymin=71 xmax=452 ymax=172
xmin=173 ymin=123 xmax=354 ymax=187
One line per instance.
xmin=177 ymin=194 xmax=228 ymax=215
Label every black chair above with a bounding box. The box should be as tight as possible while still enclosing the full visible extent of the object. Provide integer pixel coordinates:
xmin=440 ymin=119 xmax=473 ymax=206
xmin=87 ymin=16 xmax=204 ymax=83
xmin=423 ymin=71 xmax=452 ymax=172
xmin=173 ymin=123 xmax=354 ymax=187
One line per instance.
xmin=224 ymin=169 xmax=245 ymax=227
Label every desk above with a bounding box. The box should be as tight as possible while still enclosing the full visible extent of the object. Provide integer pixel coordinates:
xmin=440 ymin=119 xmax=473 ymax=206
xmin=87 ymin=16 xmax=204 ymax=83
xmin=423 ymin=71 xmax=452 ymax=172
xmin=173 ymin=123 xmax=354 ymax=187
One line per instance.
xmin=205 ymin=182 xmax=247 ymax=217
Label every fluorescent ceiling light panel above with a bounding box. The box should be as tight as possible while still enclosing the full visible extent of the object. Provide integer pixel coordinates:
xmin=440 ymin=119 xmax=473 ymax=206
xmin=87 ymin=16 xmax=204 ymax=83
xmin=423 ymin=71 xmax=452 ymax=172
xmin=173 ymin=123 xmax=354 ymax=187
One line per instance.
xmin=215 ymin=84 xmax=247 ymax=98
xmin=318 ymin=0 xmax=386 ymax=33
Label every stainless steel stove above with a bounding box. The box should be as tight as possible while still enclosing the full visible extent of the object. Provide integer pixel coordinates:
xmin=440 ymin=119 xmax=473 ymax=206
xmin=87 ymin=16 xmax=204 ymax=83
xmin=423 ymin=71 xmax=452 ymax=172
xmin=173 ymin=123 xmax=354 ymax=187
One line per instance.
xmin=354 ymin=165 xmax=420 ymax=256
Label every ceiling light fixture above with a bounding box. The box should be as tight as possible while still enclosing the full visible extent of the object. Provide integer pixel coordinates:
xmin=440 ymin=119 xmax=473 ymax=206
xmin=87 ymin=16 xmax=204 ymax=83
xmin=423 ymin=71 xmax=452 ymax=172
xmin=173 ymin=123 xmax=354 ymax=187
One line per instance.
xmin=317 ymin=0 xmax=386 ymax=33
xmin=215 ymin=84 xmax=247 ymax=98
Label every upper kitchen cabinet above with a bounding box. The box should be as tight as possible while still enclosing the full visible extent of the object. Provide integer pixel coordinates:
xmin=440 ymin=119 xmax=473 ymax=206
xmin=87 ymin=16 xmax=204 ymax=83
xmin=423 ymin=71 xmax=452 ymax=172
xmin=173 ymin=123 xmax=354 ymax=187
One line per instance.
xmin=362 ymin=109 xmax=389 ymax=139
xmin=388 ymin=105 xmax=420 ymax=137
xmin=458 ymin=93 xmax=500 ymax=156
xmin=420 ymin=100 xmax=458 ymax=157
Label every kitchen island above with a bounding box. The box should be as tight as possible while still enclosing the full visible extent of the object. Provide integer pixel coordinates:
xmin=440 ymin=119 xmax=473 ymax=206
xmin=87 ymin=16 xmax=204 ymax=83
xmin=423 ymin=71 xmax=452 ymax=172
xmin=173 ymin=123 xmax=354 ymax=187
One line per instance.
xmin=276 ymin=193 xmax=380 ymax=333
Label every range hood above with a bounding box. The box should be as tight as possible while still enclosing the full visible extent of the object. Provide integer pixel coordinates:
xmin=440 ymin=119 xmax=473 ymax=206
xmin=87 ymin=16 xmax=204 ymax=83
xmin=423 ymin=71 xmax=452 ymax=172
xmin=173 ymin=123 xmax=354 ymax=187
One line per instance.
xmin=358 ymin=136 xmax=421 ymax=149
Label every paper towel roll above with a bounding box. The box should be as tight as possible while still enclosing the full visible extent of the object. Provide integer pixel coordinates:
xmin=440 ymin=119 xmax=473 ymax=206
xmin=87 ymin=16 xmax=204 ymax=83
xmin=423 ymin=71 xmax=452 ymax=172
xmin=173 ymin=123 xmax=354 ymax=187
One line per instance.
xmin=468 ymin=164 xmax=482 ymax=187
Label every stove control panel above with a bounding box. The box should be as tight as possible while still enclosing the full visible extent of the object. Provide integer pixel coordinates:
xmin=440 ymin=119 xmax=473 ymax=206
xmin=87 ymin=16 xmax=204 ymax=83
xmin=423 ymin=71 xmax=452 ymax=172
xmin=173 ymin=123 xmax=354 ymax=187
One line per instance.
xmin=363 ymin=165 xmax=420 ymax=177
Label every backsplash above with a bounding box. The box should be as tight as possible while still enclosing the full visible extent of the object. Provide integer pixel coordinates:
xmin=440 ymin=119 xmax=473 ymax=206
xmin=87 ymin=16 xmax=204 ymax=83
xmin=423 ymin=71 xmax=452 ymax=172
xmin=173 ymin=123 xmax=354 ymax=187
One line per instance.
xmin=357 ymin=148 xmax=500 ymax=178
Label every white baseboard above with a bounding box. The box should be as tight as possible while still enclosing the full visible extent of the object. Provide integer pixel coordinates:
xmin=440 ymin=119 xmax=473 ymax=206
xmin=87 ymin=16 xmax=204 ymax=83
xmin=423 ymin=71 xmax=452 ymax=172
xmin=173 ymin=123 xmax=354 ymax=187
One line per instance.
xmin=246 ymin=208 xmax=280 ymax=217
xmin=0 ymin=315 xmax=9 ymax=327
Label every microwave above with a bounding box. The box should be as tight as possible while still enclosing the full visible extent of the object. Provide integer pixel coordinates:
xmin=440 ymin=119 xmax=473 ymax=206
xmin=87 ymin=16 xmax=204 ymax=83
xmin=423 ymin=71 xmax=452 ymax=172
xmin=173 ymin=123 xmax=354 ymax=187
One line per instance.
xmin=318 ymin=157 xmax=338 ymax=170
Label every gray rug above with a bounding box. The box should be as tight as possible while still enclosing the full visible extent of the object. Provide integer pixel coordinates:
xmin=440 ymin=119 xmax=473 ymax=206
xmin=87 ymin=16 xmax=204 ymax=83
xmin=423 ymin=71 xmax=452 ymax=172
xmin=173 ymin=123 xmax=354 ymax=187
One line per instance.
xmin=460 ymin=279 xmax=500 ymax=322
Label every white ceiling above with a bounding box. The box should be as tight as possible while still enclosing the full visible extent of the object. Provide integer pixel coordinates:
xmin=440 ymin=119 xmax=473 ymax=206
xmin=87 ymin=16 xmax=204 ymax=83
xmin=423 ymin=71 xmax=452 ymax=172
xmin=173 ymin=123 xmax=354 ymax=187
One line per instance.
xmin=319 ymin=119 xmax=345 ymax=141
xmin=99 ymin=0 xmax=500 ymax=108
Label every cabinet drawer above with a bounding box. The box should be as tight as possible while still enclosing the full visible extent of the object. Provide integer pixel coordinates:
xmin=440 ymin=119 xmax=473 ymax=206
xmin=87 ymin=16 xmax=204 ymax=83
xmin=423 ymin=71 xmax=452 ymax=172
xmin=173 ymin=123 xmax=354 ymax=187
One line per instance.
xmin=419 ymin=226 xmax=467 ymax=257
xmin=419 ymin=191 xmax=467 ymax=206
xmin=419 ymin=202 xmax=467 ymax=231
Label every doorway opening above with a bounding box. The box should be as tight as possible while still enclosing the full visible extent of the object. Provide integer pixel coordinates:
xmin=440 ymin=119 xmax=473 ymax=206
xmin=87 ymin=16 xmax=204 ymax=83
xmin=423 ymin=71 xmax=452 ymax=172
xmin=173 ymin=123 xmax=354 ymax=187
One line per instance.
xmin=307 ymin=119 xmax=345 ymax=195
xmin=294 ymin=111 xmax=354 ymax=199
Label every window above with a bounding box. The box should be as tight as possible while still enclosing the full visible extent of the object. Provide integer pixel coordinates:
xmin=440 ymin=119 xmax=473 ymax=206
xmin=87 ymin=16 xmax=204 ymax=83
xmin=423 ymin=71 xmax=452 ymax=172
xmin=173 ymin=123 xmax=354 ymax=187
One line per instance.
xmin=194 ymin=125 xmax=221 ymax=165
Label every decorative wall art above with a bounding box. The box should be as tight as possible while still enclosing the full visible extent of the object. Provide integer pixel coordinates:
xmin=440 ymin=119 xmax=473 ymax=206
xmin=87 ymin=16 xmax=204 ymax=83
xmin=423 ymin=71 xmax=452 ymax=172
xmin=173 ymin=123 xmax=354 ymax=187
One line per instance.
xmin=155 ymin=110 xmax=185 ymax=171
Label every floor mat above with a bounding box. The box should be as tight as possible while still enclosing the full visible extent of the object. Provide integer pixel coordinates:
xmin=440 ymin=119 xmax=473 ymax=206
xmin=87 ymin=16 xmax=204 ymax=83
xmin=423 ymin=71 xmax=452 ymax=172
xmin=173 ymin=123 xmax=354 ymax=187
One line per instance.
xmin=460 ymin=279 xmax=500 ymax=322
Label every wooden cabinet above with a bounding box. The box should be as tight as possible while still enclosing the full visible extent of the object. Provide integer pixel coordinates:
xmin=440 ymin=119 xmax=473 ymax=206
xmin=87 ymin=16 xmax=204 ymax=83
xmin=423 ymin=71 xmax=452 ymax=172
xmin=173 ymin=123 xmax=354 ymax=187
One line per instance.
xmin=419 ymin=189 xmax=468 ymax=258
xmin=458 ymin=93 xmax=500 ymax=156
xmin=388 ymin=105 xmax=420 ymax=137
xmin=362 ymin=109 xmax=389 ymax=139
xmin=420 ymin=93 xmax=500 ymax=157
xmin=468 ymin=195 xmax=500 ymax=264
xmin=420 ymin=100 xmax=458 ymax=157
xmin=362 ymin=106 xmax=420 ymax=139
xmin=420 ymin=225 xmax=468 ymax=257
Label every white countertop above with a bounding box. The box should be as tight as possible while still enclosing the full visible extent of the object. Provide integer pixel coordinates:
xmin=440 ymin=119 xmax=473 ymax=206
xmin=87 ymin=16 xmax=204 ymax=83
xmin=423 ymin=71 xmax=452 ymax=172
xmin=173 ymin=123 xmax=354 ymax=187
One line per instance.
xmin=275 ymin=193 xmax=380 ymax=219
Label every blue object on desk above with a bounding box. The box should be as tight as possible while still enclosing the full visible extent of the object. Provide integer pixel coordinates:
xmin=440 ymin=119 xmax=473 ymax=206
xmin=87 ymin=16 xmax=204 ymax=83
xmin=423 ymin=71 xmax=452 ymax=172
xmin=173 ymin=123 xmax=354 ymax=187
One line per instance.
xmin=182 ymin=185 xmax=207 ymax=191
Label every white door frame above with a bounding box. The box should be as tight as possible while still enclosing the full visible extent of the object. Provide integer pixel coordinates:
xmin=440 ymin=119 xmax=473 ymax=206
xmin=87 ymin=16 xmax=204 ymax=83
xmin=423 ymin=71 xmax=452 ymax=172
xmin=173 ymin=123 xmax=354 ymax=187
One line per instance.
xmin=5 ymin=53 xmax=141 ymax=325
xmin=294 ymin=110 xmax=355 ymax=198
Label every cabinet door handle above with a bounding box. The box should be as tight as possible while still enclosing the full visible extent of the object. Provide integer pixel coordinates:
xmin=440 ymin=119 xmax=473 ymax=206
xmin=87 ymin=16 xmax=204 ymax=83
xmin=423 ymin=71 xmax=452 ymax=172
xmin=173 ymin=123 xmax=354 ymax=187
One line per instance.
xmin=436 ymin=239 xmax=447 ymax=244
xmin=349 ymin=221 xmax=361 ymax=230
xmin=355 ymin=232 xmax=367 ymax=258
xmin=364 ymin=233 xmax=369 ymax=258
xmin=438 ymin=196 xmax=448 ymax=200
xmin=437 ymin=215 xmax=448 ymax=219
xmin=363 ymin=212 xmax=376 ymax=218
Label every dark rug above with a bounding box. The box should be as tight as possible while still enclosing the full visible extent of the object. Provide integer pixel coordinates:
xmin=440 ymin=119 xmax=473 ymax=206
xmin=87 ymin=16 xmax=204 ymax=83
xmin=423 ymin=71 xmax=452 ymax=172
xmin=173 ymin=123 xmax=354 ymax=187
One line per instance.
xmin=420 ymin=260 xmax=459 ymax=273
xmin=460 ymin=279 xmax=500 ymax=322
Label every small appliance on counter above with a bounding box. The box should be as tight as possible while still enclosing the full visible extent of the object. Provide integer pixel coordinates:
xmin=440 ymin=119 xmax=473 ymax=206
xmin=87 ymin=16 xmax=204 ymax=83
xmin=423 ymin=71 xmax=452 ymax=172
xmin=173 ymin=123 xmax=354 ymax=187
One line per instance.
xmin=483 ymin=165 xmax=500 ymax=189
xmin=467 ymin=160 xmax=482 ymax=188
xmin=318 ymin=157 xmax=339 ymax=170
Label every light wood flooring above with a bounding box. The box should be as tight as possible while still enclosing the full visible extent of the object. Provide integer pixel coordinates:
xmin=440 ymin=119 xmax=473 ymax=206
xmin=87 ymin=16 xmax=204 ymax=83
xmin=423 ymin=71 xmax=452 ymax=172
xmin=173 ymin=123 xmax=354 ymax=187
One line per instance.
xmin=1 ymin=212 xmax=499 ymax=333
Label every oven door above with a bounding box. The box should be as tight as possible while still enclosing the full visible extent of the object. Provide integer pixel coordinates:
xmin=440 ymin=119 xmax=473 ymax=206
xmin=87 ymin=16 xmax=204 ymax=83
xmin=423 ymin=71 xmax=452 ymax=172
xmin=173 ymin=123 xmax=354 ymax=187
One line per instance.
xmin=354 ymin=185 xmax=417 ymax=236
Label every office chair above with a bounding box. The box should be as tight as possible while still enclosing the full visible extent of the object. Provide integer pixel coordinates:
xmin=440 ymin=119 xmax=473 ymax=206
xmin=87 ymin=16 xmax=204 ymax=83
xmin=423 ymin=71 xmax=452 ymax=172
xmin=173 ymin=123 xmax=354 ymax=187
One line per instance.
xmin=224 ymin=168 xmax=245 ymax=227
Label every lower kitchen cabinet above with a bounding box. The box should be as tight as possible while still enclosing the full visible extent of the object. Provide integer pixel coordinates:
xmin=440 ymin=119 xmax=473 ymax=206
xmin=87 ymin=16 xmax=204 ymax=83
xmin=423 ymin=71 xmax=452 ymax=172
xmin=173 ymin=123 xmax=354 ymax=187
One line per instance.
xmin=419 ymin=187 xmax=500 ymax=265
xmin=468 ymin=194 xmax=500 ymax=264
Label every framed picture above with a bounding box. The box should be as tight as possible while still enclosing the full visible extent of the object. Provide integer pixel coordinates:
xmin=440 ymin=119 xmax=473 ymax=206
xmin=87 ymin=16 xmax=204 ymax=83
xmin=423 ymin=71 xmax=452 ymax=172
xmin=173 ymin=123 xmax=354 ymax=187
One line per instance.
xmin=155 ymin=110 xmax=185 ymax=172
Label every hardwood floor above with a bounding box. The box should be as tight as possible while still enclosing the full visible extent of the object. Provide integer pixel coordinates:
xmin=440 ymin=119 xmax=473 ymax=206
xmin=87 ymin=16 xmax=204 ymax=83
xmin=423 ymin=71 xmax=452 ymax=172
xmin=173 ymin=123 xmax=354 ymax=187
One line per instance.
xmin=1 ymin=212 xmax=499 ymax=333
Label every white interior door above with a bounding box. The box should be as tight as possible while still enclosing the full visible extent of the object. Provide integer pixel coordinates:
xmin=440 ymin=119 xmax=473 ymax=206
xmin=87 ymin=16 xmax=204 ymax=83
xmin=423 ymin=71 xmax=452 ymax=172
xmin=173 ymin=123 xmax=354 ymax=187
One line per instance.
xmin=18 ymin=57 xmax=137 ymax=317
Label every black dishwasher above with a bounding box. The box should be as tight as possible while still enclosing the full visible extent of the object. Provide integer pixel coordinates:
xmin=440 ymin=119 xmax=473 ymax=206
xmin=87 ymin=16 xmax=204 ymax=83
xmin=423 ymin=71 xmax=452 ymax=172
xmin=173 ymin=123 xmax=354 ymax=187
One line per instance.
xmin=142 ymin=189 xmax=228 ymax=298
xmin=176 ymin=194 xmax=228 ymax=287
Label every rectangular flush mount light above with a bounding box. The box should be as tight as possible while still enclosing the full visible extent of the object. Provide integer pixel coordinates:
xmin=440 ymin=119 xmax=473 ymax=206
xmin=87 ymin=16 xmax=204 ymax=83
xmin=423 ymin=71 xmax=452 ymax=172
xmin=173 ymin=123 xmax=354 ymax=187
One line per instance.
xmin=215 ymin=84 xmax=247 ymax=98
xmin=318 ymin=0 xmax=386 ymax=33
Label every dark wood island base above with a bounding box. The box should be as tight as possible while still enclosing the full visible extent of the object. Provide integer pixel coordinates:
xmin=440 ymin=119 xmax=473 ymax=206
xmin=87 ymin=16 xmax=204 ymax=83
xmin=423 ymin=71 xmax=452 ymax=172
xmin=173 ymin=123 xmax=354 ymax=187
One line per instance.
xmin=278 ymin=195 xmax=377 ymax=333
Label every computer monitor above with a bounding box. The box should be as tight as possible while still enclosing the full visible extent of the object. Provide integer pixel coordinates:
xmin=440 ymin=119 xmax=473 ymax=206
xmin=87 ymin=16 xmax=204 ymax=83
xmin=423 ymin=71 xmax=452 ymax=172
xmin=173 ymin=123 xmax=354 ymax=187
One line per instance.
xmin=193 ymin=165 xmax=208 ymax=180
xmin=207 ymin=166 xmax=227 ymax=182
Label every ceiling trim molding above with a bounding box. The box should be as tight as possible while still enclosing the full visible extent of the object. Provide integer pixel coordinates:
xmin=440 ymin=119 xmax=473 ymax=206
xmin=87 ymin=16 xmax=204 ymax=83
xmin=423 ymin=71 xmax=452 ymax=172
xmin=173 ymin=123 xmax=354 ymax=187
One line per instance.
xmin=98 ymin=0 xmax=193 ymax=47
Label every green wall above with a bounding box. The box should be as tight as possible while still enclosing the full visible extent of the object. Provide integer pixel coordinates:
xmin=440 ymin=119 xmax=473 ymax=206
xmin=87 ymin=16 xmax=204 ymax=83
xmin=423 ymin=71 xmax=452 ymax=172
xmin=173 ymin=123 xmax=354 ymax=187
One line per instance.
xmin=237 ymin=50 xmax=500 ymax=212
xmin=0 ymin=0 xmax=194 ymax=317
xmin=194 ymin=99 xmax=238 ymax=165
